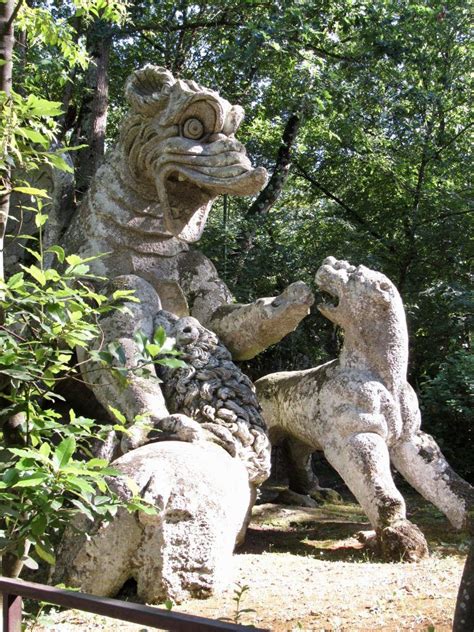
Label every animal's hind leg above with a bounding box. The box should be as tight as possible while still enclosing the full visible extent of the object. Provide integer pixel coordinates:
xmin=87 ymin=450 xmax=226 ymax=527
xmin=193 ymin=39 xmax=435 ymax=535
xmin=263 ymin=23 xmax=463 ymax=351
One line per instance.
xmin=390 ymin=430 xmax=474 ymax=530
xmin=285 ymin=437 xmax=341 ymax=503
xmin=323 ymin=431 xmax=429 ymax=561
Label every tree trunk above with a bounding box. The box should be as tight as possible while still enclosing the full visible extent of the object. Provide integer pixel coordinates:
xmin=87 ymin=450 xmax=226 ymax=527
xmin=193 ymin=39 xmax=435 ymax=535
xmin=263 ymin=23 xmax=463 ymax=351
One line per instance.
xmin=72 ymin=23 xmax=112 ymax=198
xmin=0 ymin=0 xmax=15 ymax=281
xmin=231 ymin=112 xmax=301 ymax=286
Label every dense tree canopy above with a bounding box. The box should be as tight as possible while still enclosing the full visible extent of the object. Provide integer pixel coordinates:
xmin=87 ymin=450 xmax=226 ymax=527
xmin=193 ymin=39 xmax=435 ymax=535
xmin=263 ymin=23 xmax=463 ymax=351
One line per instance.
xmin=2 ymin=0 xmax=472 ymax=479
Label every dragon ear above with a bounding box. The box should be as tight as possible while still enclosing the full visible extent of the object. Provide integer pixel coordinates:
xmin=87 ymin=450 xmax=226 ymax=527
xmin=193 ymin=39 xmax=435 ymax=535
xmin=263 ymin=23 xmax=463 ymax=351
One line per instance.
xmin=125 ymin=65 xmax=175 ymax=115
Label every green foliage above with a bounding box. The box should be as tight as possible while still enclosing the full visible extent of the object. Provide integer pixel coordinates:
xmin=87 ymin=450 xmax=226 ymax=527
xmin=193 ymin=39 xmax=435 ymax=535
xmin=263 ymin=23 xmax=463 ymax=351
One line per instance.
xmin=1 ymin=0 xmax=130 ymax=197
xmin=0 ymin=421 xmax=123 ymax=570
xmin=0 ymin=220 xmax=159 ymax=573
xmin=0 ymin=90 xmax=71 ymax=198
xmin=220 ymin=583 xmax=256 ymax=626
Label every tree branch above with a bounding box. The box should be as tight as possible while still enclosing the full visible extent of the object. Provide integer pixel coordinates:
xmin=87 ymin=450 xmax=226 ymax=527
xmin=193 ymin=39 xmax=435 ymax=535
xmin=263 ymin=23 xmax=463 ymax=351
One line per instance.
xmin=118 ymin=18 xmax=240 ymax=38
xmin=432 ymin=120 xmax=474 ymax=161
xmin=3 ymin=0 xmax=22 ymax=36
xmin=294 ymin=161 xmax=396 ymax=254
xmin=247 ymin=113 xmax=301 ymax=217
xmin=231 ymin=112 xmax=302 ymax=285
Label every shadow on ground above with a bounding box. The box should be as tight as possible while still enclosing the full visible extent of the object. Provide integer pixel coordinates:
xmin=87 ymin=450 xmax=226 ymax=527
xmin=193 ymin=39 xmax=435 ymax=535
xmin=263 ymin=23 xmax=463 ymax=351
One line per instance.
xmin=240 ymin=485 xmax=470 ymax=563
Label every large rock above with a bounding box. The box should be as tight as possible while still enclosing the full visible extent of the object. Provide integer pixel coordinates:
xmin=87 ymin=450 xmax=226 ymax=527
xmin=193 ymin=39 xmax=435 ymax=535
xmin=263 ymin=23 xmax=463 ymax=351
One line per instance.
xmin=54 ymin=441 xmax=253 ymax=603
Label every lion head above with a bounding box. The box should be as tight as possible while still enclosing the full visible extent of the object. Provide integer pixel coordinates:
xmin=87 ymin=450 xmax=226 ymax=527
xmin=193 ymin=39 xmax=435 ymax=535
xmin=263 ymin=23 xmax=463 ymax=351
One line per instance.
xmin=120 ymin=65 xmax=267 ymax=243
xmin=315 ymin=257 xmax=405 ymax=330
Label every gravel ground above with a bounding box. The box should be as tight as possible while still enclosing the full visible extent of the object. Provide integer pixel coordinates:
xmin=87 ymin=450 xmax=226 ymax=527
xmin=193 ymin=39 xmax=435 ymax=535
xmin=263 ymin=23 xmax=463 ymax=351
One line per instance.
xmin=25 ymin=496 xmax=468 ymax=632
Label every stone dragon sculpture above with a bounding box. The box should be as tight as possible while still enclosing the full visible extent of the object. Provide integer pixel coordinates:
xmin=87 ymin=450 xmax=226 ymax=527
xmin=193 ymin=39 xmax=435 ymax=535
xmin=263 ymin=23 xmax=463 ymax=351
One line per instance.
xmin=256 ymin=257 xmax=474 ymax=561
xmin=61 ymin=65 xmax=313 ymax=455
xmin=53 ymin=67 xmax=311 ymax=602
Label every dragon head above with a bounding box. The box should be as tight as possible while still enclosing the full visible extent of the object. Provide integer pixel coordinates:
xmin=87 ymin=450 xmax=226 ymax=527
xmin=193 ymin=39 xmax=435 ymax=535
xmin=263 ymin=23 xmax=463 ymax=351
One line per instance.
xmin=121 ymin=65 xmax=267 ymax=242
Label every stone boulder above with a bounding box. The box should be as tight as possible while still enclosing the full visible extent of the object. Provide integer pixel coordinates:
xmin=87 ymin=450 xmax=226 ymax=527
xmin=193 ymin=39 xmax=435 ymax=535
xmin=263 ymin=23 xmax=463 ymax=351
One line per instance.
xmin=54 ymin=441 xmax=252 ymax=603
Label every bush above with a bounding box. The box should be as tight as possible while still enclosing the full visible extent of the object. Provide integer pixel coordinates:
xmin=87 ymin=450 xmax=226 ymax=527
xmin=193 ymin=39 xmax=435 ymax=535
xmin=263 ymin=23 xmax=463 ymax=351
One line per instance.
xmin=0 ymin=243 xmax=155 ymax=577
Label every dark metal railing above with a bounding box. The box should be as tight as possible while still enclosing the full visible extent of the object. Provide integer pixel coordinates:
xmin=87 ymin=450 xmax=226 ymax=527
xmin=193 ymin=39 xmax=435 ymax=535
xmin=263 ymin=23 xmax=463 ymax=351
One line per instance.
xmin=0 ymin=577 xmax=268 ymax=632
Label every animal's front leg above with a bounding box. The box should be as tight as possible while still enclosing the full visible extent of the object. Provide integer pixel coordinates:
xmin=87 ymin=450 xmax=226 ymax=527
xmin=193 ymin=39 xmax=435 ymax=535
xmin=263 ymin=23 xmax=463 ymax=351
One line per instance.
xmin=323 ymin=430 xmax=429 ymax=561
xmin=206 ymin=282 xmax=314 ymax=360
xmin=390 ymin=430 xmax=474 ymax=531
xmin=80 ymin=275 xmax=205 ymax=455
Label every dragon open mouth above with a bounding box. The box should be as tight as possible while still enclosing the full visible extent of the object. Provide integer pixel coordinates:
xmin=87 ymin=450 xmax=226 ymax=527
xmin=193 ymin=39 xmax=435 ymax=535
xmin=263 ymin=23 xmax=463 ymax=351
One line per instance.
xmin=155 ymin=138 xmax=267 ymax=238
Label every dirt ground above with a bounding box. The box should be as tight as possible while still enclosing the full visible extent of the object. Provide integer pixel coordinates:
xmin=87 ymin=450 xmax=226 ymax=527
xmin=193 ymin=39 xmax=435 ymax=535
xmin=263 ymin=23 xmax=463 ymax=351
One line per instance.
xmin=25 ymin=488 xmax=469 ymax=632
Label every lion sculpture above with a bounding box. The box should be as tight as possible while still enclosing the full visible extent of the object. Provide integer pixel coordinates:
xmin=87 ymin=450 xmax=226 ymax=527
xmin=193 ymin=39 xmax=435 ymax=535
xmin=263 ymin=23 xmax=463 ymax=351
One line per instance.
xmin=155 ymin=311 xmax=271 ymax=486
xmin=256 ymin=257 xmax=474 ymax=561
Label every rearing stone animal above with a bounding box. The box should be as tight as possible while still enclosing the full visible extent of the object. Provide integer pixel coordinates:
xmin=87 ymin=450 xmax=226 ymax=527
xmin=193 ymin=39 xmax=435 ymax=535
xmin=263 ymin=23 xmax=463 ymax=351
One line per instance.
xmin=256 ymin=257 xmax=474 ymax=561
xmin=61 ymin=65 xmax=313 ymax=451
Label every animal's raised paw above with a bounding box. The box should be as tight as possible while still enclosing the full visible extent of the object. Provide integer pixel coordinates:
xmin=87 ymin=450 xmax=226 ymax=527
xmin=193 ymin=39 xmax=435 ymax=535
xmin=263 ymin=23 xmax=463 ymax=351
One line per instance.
xmin=376 ymin=520 xmax=429 ymax=562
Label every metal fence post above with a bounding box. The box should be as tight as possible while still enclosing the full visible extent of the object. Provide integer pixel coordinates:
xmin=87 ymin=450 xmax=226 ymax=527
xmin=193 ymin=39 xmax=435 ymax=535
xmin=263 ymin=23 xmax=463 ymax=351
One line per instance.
xmin=2 ymin=592 xmax=22 ymax=632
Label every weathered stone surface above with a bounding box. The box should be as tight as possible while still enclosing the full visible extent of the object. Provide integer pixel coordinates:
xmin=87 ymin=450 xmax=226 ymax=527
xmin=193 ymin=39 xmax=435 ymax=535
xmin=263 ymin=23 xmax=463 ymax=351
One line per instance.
xmin=256 ymin=257 xmax=474 ymax=561
xmin=53 ymin=441 xmax=253 ymax=603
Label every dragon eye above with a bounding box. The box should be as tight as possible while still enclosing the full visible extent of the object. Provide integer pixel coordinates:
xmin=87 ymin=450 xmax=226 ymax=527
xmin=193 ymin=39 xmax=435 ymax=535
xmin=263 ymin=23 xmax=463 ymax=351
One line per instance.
xmin=183 ymin=118 xmax=205 ymax=140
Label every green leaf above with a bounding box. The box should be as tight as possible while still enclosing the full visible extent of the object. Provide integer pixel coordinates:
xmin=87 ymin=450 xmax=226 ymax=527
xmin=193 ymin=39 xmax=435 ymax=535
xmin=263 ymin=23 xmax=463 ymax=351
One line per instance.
xmin=145 ymin=343 xmax=162 ymax=357
xmin=27 ymin=96 xmax=63 ymax=117
xmin=66 ymin=475 xmax=95 ymax=495
xmin=44 ymin=268 xmax=60 ymax=282
xmin=153 ymin=326 xmax=166 ymax=347
xmin=34 ymin=542 xmax=55 ymax=565
xmin=67 ymin=263 xmax=90 ymax=276
xmin=39 ymin=443 xmax=51 ymax=458
xmin=6 ymin=272 xmax=24 ymax=289
xmin=31 ymin=513 xmax=47 ymax=538
xmin=13 ymin=186 xmax=50 ymax=198
xmin=112 ymin=289 xmax=137 ymax=301
xmin=22 ymin=246 xmax=42 ymax=262
xmin=69 ymin=498 xmax=94 ymax=521
xmin=13 ymin=473 xmax=49 ymax=487
xmin=24 ymin=265 xmax=46 ymax=286
xmin=108 ymin=406 xmax=127 ymax=424
xmin=45 ymin=245 xmax=65 ymax=263
xmin=34 ymin=213 xmax=48 ymax=228
xmin=47 ymin=153 xmax=74 ymax=173
xmin=54 ymin=436 xmax=76 ymax=469
xmin=157 ymin=357 xmax=187 ymax=369
xmin=16 ymin=127 xmax=49 ymax=146
xmin=65 ymin=254 xmax=83 ymax=267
